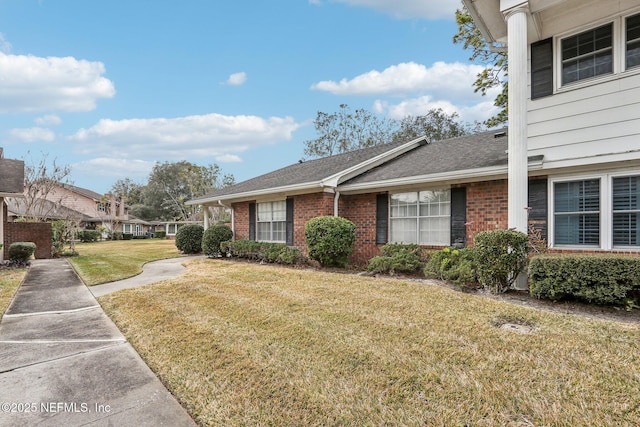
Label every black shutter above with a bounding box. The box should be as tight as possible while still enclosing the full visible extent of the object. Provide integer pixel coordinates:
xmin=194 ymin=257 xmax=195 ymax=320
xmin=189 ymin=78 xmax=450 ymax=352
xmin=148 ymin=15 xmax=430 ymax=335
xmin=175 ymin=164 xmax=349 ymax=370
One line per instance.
xmin=450 ymin=187 xmax=467 ymax=247
xmin=248 ymin=202 xmax=256 ymax=241
xmin=531 ymin=38 xmax=554 ymax=99
xmin=376 ymin=194 xmax=388 ymax=245
xmin=528 ymin=178 xmax=548 ymax=241
xmin=286 ymin=198 xmax=294 ymax=246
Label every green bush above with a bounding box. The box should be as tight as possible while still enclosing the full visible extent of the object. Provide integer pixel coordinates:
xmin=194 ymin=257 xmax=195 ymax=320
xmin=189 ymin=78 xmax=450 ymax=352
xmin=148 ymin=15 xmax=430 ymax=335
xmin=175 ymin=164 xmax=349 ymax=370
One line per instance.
xmin=221 ymin=239 xmax=303 ymax=265
xmin=155 ymin=231 xmax=166 ymax=239
xmin=424 ymin=247 xmax=478 ymax=286
xmin=77 ymin=230 xmax=101 ymax=243
xmin=202 ymin=224 xmax=233 ymax=257
xmin=8 ymin=242 xmax=37 ymax=262
xmin=530 ymin=255 xmax=640 ymax=305
xmin=474 ymin=229 xmax=530 ymax=294
xmin=175 ymin=224 xmax=204 ymax=254
xmin=122 ymin=233 xmax=133 ymax=240
xmin=367 ymin=243 xmax=424 ymax=274
xmin=304 ymin=216 xmax=356 ymax=267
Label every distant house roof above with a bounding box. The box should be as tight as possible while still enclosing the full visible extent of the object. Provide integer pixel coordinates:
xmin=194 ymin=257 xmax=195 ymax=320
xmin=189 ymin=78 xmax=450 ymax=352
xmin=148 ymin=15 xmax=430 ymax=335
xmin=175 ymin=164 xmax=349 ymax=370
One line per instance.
xmin=60 ymin=183 xmax=104 ymax=201
xmin=0 ymin=151 xmax=25 ymax=197
xmin=188 ymin=136 xmax=428 ymax=205
xmin=5 ymin=197 xmax=91 ymax=221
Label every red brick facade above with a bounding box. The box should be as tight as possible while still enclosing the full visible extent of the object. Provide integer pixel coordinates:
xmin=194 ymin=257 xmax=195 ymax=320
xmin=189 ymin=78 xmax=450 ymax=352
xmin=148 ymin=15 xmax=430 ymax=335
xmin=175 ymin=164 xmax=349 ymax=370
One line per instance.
xmin=463 ymin=180 xmax=509 ymax=246
xmin=340 ymin=193 xmax=381 ymax=264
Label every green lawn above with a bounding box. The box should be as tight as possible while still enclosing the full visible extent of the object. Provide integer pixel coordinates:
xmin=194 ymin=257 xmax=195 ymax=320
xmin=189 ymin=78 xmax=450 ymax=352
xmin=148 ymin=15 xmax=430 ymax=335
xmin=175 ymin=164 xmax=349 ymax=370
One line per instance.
xmin=69 ymin=239 xmax=182 ymax=285
xmin=98 ymin=258 xmax=640 ymax=426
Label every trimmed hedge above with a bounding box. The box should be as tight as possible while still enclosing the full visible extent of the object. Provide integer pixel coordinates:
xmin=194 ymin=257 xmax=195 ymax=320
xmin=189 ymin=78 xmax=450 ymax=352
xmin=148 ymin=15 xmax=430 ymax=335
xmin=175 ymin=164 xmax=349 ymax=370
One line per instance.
xmin=8 ymin=242 xmax=37 ymax=262
xmin=367 ymin=243 xmax=424 ymax=274
xmin=202 ymin=224 xmax=233 ymax=257
xmin=175 ymin=224 xmax=204 ymax=254
xmin=529 ymin=254 xmax=640 ymax=305
xmin=77 ymin=230 xmax=101 ymax=243
xmin=155 ymin=231 xmax=166 ymax=239
xmin=304 ymin=216 xmax=355 ymax=267
xmin=221 ymin=240 xmax=303 ymax=265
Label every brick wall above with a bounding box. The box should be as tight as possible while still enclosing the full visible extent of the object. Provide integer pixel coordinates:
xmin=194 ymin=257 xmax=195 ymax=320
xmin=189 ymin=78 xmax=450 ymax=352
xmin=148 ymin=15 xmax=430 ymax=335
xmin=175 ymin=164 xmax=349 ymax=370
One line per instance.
xmin=463 ymin=180 xmax=509 ymax=246
xmin=4 ymin=222 xmax=52 ymax=259
xmin=291 ymin=192 xmax=334 ymax=254
xmin=232 ymin=202 xmax=251 ymax=240
xmin=340 ymin=193 xmax=381 ymax=265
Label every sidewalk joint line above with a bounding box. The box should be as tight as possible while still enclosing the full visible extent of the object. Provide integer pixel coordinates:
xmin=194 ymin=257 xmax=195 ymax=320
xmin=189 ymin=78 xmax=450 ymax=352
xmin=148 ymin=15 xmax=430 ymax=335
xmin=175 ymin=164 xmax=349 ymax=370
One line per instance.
xmin=3 ymin=305 xmax=101 ymax=318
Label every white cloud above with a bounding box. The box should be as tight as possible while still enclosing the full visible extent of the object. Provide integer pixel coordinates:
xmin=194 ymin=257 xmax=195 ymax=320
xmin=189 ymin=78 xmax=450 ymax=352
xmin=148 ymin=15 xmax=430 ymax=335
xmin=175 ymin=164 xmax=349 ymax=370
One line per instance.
xmin=35 ymin=114 xmax=62 ymax=126
xmin=0 ymin=52 xmax=115 ymax=113
xmin=216 ymin=154 xmax=242 ymax=163
xmin=9 ymin=127 xmax=56 ymax=142
xmin=70 ymin=113 xmax=301 ymax=160
xmin=72 ymin=158 xmax=155 ymax=178
xmin=311 ymin=61 xmax=486 ymax=101
xmin=314 ymin=0 xmax=459 ymax=20
xmin=374 ymin=95 xmax=501 ymax=125
xmin=225 ymin=72 xmax=247 ymax=86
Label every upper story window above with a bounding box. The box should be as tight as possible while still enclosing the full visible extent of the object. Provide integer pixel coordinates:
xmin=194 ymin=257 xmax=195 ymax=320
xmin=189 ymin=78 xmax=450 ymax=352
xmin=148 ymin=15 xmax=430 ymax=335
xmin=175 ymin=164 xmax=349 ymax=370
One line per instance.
xmin=97 ymin=202 xmax=107 ymax=212
xmin=626 ymin=13 xmax=640 ymax=69
xmin=561 ymin=23 xmax=613 ymax=85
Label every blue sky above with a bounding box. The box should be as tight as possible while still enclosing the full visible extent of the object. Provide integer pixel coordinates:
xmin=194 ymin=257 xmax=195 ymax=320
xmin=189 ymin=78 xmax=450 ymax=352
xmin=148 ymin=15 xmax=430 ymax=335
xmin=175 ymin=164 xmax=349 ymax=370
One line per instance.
xmin=0 ymin=0 xmax=500 ymax=194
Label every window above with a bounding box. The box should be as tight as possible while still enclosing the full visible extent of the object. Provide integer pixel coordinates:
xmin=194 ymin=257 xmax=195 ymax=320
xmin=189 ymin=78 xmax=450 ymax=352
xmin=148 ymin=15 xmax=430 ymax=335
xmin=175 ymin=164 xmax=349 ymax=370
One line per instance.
xmin=122 ymin=224 xmax=131 ymax=233
xmin=257 ymin=201 xmax=286 ymax=242
xmin=561 ymin=23 xmax=613 ymax=85
xmin=612 ymin=176 xmax=640 ymax=246
xmin=97 ymin=202 xmax=107 ymax=212
xmin=626 ymin=13 xmax=640 ymax=69
xmin=554 ymin=179 xmax=600 ymax=246
xmin=390 ymin=190 xmax=450 ymax=246
xmin=167 ymin=224 xmax=177 ymax=235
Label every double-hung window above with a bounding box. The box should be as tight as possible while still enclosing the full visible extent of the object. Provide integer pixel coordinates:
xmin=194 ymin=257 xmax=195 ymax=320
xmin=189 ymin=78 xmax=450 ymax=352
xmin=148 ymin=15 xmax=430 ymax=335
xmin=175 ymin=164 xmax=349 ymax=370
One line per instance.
xmin=390 ymin=190 xmax=450 ymax=246
xmin=561 ymin=23 xmax=613 ymax=85
xmin=553 ymin=179 xmax=600 ymax=246
xmin=612 ymin=176 xmax=640 ymax=246
xmin=257 ymin=201 xmax=286 ymax=242
xmin=626 ymin=13 xmax=640 ymax=69
xmin=552 ymin=174 xmax=640 ymax=249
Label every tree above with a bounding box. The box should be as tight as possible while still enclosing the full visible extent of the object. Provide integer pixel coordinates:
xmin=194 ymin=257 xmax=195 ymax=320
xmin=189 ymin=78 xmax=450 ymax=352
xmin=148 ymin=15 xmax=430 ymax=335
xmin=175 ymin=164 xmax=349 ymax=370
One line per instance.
xmin=11 ymin=153 xmax=73 ymax=222
xmin=142 ymin=161 xmax=235 ymax=221
xmin=110 ymin=178 xmax=144 ymax=206
xmin=391 ymin=109 xmax=475 ymax=143
xmin=303 ymin=104 xmax=397 ymax=158
xmin=453 ymin=6 xmax=508 ymax=127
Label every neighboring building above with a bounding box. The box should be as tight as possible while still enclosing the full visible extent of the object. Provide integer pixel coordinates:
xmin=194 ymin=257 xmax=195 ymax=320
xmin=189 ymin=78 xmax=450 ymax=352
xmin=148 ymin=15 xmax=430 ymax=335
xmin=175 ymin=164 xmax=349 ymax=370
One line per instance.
xmin=189 ymin=0 xmax=640 ymax=266
xmin=0 ymin=148 xmax=25 ymax=261
xmin=7 ymin=182 xmax=154 ymax=238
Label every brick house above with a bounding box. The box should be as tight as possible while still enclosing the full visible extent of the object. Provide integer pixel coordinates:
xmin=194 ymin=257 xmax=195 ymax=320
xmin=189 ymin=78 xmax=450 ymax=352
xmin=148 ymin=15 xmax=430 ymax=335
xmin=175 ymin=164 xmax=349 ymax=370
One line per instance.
xmin=188 ymin=129 xmax=544 ymax=265
xmin=189 ymin=0 xmax=640 ymax=267
xmin=0 ymin=148 xmax=25 ymax=261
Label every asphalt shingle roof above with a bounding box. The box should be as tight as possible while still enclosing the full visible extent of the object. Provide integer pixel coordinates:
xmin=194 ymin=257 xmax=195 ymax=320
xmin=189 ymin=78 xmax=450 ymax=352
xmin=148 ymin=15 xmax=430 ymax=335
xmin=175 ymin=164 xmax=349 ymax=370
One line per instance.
xmin=343 ymin=128 xmax=509 ymax=186
xmin=196 ymin=139 xmax=409 ymax=200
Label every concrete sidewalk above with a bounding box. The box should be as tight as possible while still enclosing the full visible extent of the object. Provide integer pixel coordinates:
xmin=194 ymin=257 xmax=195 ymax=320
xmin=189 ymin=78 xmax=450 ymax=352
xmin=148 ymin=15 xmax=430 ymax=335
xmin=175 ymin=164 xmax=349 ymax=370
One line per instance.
xmin=0 ymin=259 xmax=197 ymax=427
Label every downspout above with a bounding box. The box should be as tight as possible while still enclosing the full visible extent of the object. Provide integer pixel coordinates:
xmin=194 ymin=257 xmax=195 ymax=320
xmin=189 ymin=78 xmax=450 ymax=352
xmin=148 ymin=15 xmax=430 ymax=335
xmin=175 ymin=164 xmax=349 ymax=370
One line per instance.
xmin=333 ymin=190 xmax=340 ymax=217
xmin=218 ymin=200 xmax=235 ymax=239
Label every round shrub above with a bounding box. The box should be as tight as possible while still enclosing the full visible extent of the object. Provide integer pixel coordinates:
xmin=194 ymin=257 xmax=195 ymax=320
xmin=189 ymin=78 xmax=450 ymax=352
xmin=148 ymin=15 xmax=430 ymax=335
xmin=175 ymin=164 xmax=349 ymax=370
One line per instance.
xmin=202 ymin=224 xmax=233 ymax=257
xmin=474 ymin=229 xmax=529 ymax=293
xmin=304 ymin=216 xmax=356 ymax=267
xmin=175 ymin=224 xmax=204 ymax=254
xmin=8 ymin=242 xmax=37 ymax=262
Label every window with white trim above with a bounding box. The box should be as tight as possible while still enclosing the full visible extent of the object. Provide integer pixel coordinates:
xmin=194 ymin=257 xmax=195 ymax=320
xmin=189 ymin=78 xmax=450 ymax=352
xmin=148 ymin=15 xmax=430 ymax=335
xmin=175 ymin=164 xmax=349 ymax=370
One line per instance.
xmin=553 ymin=179 xmax=600 ymax=246
xmin=612 ymin=176 xmax=640 ymax=246
xmin=390 ymin=190 xmax=450 ymax=246
xmin=626 ymin=13 xmax=640 ymax=69
xmin=257 ymin=201 xmax=286 ymax=242
xmin=122 ymin=224 xmax=132 ymax=233
xmin=551 ymin=174 xmax=640 ymax=249
xmin=561 ymin=23 xmax=613 ymax=85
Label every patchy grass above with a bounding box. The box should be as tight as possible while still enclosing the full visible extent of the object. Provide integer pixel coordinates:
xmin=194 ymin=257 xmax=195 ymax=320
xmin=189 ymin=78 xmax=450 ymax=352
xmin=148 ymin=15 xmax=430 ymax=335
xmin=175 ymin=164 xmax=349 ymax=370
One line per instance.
xmin=99 ymin=259 xmax=640 ymax=426
xmin=0 ymin=269 xmax=26 ymax=317
xmin=69 ymin=239 xmax=182 ymax=285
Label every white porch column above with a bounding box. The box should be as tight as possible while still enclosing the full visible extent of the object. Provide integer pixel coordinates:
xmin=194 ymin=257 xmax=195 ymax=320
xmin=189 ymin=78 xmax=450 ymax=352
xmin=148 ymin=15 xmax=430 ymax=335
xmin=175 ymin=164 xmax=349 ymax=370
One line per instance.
xmin=506 ymin=5 xmax=529 ymax=234
xmin=203 ymin=206 xmax=210 ymax=230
